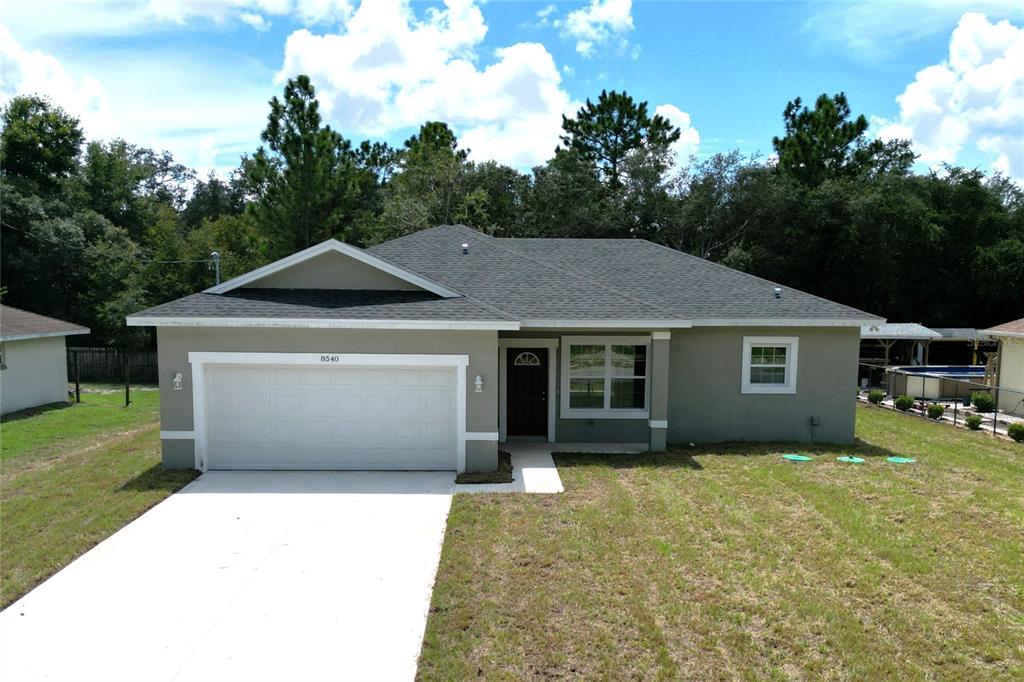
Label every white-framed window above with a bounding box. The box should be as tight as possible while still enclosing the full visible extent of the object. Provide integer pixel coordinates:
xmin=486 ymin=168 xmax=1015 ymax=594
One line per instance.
xmin=741 ymin=336 xmax=799 ymax=394
xmin=560 ymin=336 xmax=650 ymax=419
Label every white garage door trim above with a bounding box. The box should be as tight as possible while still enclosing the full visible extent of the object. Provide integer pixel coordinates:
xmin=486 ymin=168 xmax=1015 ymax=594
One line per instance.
xmin=188 ymin=352 xmax=469 ymax=473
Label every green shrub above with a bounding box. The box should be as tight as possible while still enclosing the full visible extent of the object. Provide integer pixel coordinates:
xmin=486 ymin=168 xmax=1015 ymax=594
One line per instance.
xmin=970 ymin=392 xmax=996 ymax=413
xmin=927 ymin=403 xmax=945 ymax=420
xmin=894 ymin=395 xmax=914 ymax=412
xmin=1009 ymin=423 xmax=1024 ymax=443
xmin=868 ymin=389 xmax=885 ymax=404
xmin=966 ymin=414 xmax=982 ymax=430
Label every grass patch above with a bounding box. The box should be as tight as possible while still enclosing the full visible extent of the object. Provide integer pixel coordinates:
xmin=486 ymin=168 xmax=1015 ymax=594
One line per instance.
xmin=419 ymin=405 xmax=1024 ymax=680
xmin=1 ymin=387 xmax=195 ymax=608
xmin=455 ymin=450 xmax=513 ymax=484
xmin=2 ymin=387 xmax=160 ymax=462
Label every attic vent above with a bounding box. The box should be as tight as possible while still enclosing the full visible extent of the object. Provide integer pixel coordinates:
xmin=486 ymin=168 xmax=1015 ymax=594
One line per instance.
xmin=773 ymin=287 xmax=782 ymax=299
xmin=461 ymin=242 xmax=469 ymax=255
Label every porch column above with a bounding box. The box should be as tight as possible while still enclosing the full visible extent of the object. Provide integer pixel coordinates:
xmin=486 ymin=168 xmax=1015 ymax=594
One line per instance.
xmin=649 ymin=331 xmax=671 ymax=452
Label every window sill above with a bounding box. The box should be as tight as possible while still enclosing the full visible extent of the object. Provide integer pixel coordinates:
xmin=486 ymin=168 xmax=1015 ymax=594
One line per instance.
xmin=561 ymin=409 xmax=650 ymax=420
xmin=741 ymin=385 xmax=796 ymax=395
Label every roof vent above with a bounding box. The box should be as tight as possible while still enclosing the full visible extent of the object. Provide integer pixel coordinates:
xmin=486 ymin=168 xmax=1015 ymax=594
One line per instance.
xmin=461 ymin=242 xmax=469 ymax=255
xmin=773 ymin=287 xmax=782 ymax=299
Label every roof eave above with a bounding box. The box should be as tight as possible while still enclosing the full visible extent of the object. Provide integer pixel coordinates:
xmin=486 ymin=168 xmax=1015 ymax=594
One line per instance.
xmin=0 ymin=328 xmax=90 ymax=342
xmin=125 ymin=315 xmax=519 ymax=331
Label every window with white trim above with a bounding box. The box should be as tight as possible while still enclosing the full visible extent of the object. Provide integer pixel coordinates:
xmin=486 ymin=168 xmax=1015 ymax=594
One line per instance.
xmin=561 ymin=336 xmax=650 ymax=418
xmin=742 ymin=336 xmax=799 ymax=394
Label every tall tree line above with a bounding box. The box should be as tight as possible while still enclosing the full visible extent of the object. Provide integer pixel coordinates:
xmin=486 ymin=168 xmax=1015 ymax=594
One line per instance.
xmin=2 ymin=81 xmax=1021 ymax=347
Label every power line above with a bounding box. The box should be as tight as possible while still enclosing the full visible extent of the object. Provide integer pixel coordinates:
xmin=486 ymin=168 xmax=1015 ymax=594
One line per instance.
xmin=1 ymin=220 xmax=214 ymax=264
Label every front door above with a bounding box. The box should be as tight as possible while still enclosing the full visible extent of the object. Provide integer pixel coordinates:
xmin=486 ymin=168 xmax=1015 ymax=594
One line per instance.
xmin=507 ymin=348 xmax=548 ymax=437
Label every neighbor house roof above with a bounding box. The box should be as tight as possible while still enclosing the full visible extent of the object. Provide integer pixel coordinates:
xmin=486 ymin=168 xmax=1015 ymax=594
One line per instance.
xmin=129 ymin=225 xmax=883 ymax=329
xmin=859 ymin=323 xmax=941 ymax=340
xmin=0 ymin=305 xmax=89 ymax=342
xmin=929 ymin=328 xmax=990 ymax=341
xmin=370 ymin=225 xmax=881 ymax=326
xmin=981 ymin=318 xmax=1024 ymax=338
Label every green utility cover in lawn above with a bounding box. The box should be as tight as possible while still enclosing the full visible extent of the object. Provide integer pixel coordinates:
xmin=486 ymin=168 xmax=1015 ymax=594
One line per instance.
xmin=782 ymin=454 xmax=812 ymax=462
xmin=837 ymin=456 xmax=865 ymax=463
xmin=887 ymin=456 xmax=916 ymax=464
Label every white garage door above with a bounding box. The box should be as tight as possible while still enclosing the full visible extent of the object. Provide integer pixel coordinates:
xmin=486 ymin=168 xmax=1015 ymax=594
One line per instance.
xmin=203 ymin=364 xmax=457 ymax=470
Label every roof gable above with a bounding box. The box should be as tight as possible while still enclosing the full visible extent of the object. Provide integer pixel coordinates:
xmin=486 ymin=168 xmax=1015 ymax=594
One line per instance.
xmin=207 ymin=239 xmax=461 ymax=298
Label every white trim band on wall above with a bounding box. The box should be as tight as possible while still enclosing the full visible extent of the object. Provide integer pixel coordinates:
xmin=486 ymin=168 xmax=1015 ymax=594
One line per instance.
xmin=161 ymin=430 xmax=195 ymax=440
xmin=648 ymin=420 xmax=668 ymax=429
xmin=465 ymin=432 xmax=500 ymax=441
xmin=651 ymin=331 xmax=671 ymax=340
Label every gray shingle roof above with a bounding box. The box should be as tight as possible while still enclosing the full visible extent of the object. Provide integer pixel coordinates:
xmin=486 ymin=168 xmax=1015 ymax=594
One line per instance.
xmin=131 ymin=289 xmax=513 ymax=322
xmin=370 ymin=225 xmax=879 ymax=323
xmin=132 ymin=225 xmax=882 ymax=326
xmin=0 ymin=304 xmax=89 ymax=341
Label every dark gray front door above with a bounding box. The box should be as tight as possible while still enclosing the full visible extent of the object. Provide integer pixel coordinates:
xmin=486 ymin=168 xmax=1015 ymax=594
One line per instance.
xmin=507 ymin=348 xmax=547 ymax=436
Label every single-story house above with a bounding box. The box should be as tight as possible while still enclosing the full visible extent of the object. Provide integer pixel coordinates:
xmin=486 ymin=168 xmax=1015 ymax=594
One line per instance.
xmin=981 ymin=318 xmax=1024 ymax=417
xmin=0 ymin=305 xmax=90 ymax=415
xmin=127 ymin=225 xmax=883 ymax=473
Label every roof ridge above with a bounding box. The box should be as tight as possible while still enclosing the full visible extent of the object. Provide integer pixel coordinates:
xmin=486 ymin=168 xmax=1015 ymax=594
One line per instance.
xmin=490 ymin=234 xmax=681 ymax=320
xmin=635 ymin=238 xmax=881 ymax=320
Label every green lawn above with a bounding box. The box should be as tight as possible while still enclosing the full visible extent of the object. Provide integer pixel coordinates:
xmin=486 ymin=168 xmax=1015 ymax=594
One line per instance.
xmin=420 ymin=405 xmax=1024 ymax=680
xmin=1 ymin=387 xmax=196 ymax=608
xmin=1 ymin=388 xmax=160 ymax=461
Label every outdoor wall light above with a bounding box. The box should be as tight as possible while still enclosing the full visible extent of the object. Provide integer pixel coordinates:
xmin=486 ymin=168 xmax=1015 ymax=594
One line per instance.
xmin=474 ymin=375 xmax=484 ymax=393
xmin=173 ymin=372 xmax=183 ymax=391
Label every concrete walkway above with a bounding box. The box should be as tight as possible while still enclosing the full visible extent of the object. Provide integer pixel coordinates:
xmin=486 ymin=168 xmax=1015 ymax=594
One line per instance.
xmin=0 ymin=471 xmax=454 ymax=682
xmin=455 ymin=442 xmax=646 ymax=495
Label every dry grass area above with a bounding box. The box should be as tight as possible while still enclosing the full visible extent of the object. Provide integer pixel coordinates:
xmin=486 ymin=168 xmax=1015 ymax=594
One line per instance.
xmin=419 ymin=405 xmax=1024 ymax=680
xmin=1 ymin=389 xmax=196 ymax=608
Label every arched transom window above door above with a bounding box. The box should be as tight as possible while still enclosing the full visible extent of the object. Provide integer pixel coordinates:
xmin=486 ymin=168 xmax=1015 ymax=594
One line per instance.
xmin=513 ymin=351 xmax=541 ymax=366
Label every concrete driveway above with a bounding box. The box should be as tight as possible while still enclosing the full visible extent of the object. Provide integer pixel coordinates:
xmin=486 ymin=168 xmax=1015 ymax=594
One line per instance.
xmin=0 ymin=471 xmax=454 ymax=682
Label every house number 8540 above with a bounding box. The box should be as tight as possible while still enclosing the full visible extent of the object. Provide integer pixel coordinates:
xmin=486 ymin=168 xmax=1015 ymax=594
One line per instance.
xmin=320 ymin=355 xmax=341 ymax=363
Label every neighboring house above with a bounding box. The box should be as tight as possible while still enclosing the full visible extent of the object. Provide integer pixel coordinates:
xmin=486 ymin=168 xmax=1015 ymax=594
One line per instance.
xmin=0 ymin=305 xmax=90 ymax=415
xmin=981 ymin=318 xmax=1024 ymax=417
xmin=127 ymin=225 xmax=883 ymax=473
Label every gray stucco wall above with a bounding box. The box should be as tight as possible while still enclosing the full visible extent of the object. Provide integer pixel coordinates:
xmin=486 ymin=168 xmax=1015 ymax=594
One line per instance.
xmin=156 ymin=327 xmax=498 ymax=471
xmin=667 ymin=326 xmax=859 ymax=444
xmin=1 ymin=336 xmax=69 ymax=415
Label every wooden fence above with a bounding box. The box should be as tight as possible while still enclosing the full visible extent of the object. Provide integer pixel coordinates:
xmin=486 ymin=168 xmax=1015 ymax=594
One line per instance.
xmin=67 ymin=347 xmax=159 ymax=384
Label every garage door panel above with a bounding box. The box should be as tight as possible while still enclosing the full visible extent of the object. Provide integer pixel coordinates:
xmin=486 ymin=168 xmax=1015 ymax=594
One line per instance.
xmin=204 ymin=363 xmax=458 ymax=470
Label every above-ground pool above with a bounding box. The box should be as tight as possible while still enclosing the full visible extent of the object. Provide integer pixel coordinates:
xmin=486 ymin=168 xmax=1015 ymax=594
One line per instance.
xmin=886 ymin=365 xmax=991 ymax=400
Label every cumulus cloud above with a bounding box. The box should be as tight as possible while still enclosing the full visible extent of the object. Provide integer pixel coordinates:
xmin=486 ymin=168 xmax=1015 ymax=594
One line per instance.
xmin=0 ymin=22 xmax=271 ymax=177
xmin=0 ymin=24 xmax=115 ymax=139
xmin=876 ymin=13 xmax=1024 ymax=180
xmin=559 ymin=0 xmax=634 ymax=57
xmin=277 ymin=0 xmax=578 ymax=167
xmin=654 ymin=103 xmax=701 ymax=163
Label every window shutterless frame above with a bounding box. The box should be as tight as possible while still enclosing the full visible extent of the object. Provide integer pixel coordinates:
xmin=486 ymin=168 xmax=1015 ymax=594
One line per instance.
xmin=560 ymin=335 xmax=651 ymax=419
xmin=741 ymin=336 xmax=799 ymax=394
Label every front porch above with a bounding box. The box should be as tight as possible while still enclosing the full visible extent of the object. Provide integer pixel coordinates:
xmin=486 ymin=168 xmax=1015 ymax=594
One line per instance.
xmin=496 ymin=332 xmax=672 ymax=452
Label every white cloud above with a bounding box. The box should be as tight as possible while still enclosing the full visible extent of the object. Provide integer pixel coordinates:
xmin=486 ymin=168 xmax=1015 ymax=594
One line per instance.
xmin=0 ymin=23 xmax=272 ymax=177
xmin=0 ymin=24 xmax=115 ymax=139
xmin=876 ymin=13 xmax=1024 ymax=180
xmin=559 ymin=0 xmax=634 ymax=58
xmin=804 ymin=0 xmax=1023 ymax=60
xmin=239 ymin=12 xmax=271 ymax=31
xmin=0 ymin=0 xmax=351 ymax=40
xmin=278 ymin=0 xmax=578 ymax=167
xmin=655 ymin=103 xmax=700 ymax=163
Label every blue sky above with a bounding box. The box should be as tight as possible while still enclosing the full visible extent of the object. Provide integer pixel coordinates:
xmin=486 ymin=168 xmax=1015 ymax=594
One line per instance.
xmin=2 ymin=1 xmax=1021 ymax=180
